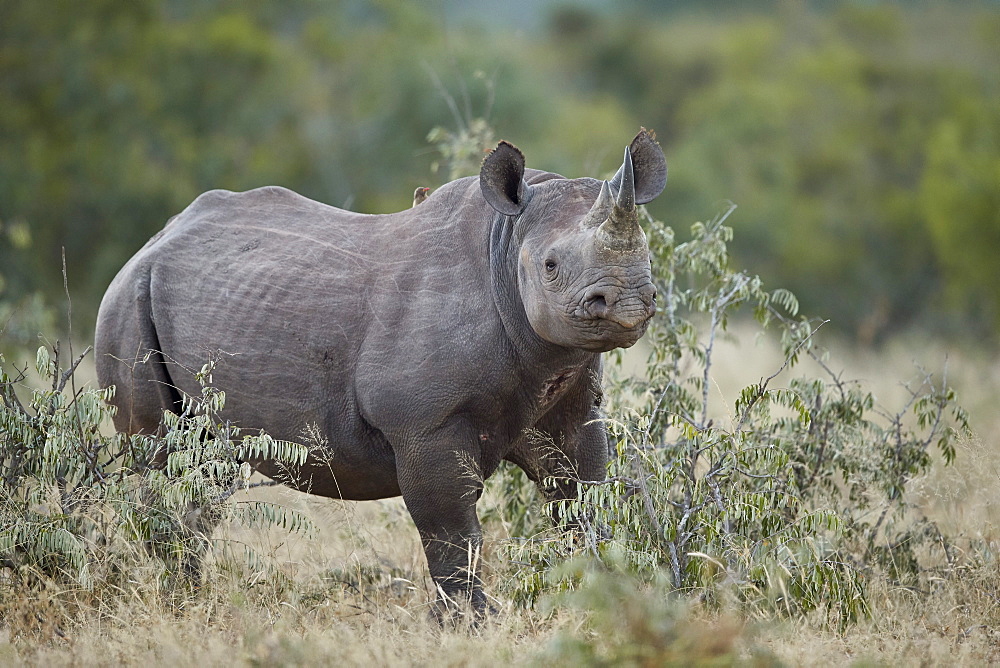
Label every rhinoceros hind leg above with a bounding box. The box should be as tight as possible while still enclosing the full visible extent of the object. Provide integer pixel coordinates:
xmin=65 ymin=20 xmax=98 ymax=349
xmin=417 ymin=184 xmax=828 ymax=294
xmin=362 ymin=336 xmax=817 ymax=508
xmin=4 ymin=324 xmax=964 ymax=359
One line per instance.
xmin=95 ymin=268 xmax=182 ymax=436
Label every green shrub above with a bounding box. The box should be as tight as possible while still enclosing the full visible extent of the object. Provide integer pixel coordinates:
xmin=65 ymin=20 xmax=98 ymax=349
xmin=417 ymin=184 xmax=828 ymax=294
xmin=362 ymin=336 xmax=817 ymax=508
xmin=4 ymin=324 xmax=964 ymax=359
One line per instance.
xmin=0 ymin=346 xmax=313 ymax=602
xmin=496 ymin=204 xmax=970 ymax=628
xmin=535 ymin=567 xmax=759 ymax=666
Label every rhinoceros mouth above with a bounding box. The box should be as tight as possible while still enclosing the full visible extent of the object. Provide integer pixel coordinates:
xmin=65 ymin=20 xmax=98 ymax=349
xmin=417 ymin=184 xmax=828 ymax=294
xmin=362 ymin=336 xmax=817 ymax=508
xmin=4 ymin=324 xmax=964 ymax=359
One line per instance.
xmin=574 ymin=315 xmax=651 ymax=352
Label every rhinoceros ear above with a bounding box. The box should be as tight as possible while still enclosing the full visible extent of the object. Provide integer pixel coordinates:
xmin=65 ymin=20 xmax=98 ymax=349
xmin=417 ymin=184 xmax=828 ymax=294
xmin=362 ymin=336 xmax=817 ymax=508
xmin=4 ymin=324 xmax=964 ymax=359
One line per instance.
xmin=610 ymin=128 xmax=667 ymax=205
xmin=480 ymin=141 xmax=529 ymax=216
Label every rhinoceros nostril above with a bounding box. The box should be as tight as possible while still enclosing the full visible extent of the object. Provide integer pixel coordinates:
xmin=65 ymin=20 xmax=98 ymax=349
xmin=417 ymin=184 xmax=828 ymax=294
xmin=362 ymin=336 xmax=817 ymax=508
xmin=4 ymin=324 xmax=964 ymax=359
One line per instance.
xmin=585 ymin=294 xmax=608 ymax=317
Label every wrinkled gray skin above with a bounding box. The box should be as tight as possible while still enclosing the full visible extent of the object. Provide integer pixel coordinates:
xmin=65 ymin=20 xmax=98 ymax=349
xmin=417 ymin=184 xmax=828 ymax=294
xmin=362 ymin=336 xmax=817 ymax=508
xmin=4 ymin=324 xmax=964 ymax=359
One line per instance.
xmin=95 ymin=129 xmax=667 ymax=613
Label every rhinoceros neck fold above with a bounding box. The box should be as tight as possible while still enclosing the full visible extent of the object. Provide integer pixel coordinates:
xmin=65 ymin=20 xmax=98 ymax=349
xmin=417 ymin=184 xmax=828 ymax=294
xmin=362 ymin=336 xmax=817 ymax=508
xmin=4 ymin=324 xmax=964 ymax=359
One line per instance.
xmin=488 ymin=213 xmax=586 ymax=368
xmin=488 ymin=212 xmax=532 ymax=349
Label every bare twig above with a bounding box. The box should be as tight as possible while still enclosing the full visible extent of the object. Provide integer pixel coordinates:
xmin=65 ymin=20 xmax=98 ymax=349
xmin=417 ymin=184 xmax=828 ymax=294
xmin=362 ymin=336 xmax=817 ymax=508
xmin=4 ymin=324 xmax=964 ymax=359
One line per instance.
xmin=0 ymin=365 xmax=31 ymax=417
xmin=704 ymin=455 xmax=732 ymax=535
xmin=735 ymin=319 xmax=828 ymax=432
xmin=55 ymin=346 xmax=92 ymax=395
xmin=422 ymin=63 xmax=466 ymax=133
xmin=216 ymin=479 xmax=283 ymax=504
xmin=700 ymin=274 xmax=750 ymax=430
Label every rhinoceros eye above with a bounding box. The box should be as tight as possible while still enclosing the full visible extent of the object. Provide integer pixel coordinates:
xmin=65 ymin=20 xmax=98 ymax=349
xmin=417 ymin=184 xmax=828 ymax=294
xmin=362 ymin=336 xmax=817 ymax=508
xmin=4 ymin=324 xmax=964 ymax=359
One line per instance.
xmin=544 ymin=259 xmax=557 ymax=273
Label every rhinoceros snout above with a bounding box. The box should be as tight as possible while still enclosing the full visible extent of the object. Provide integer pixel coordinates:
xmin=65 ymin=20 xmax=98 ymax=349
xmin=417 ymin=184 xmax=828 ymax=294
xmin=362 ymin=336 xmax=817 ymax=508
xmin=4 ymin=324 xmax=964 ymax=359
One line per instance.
xmin=584 ymin=287 xmax=655 ymax=330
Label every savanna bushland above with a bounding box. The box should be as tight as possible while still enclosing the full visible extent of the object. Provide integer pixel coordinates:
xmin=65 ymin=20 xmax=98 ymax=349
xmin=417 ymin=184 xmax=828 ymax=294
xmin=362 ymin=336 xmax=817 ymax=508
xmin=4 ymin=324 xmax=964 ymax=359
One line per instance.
xmin=2 ymin=1 xmax=999 ymax=665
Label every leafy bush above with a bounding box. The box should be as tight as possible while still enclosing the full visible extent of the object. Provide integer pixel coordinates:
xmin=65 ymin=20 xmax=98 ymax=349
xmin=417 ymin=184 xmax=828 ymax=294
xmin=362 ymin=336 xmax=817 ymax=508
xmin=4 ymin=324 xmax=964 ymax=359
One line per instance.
xmin=496 ymin=204 xmax=970 ymax=627
xmin=0 ymin=345 xmax=313 ymax=604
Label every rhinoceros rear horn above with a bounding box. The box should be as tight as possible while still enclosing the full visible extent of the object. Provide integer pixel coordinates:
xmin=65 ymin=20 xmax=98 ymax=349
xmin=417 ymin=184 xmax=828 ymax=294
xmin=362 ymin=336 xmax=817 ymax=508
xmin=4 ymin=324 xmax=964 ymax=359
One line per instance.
xmin=481 ymin=141 xmax=529 ymax=216
xmin=610 ymin=128 xmax=667 ymax=205
xmin=615 ymin=145 xmax=635 ymax=212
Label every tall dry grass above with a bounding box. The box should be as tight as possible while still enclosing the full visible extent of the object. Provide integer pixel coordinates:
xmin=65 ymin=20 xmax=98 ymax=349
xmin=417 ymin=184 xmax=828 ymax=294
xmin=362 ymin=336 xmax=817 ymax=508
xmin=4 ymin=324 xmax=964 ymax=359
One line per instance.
xmin=707 ymin=326 xmax=1000 ymax=665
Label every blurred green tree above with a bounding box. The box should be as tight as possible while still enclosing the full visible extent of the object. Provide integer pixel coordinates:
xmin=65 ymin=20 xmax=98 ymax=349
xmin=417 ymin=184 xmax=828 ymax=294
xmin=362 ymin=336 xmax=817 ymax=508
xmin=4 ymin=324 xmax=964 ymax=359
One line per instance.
xmin=545 ymin=3 xmax=1000 ymax=342
xmin=1 ymin=1 xmax=998 ymax=345
xmin=921 ymin=101 xmax=1000 ymax=330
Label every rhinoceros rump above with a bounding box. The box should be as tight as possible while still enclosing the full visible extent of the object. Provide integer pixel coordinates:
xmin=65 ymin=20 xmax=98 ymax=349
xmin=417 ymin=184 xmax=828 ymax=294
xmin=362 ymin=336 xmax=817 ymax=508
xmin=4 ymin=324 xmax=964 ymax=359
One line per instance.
xmin=95 ymin=129 xmax=667 ymax=613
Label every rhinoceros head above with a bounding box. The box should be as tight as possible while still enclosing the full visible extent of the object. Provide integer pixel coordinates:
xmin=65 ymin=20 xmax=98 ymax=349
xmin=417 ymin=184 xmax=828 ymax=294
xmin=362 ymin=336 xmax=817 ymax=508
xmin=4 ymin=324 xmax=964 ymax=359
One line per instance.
xmin=480 ymin=129 xmax=667 ymax=353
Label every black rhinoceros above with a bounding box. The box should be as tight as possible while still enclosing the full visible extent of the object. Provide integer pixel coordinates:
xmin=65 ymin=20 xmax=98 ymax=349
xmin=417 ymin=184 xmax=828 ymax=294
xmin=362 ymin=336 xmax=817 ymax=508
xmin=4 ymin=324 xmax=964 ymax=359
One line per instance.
xmin=95 ymin=129 xmax=667 ymax=612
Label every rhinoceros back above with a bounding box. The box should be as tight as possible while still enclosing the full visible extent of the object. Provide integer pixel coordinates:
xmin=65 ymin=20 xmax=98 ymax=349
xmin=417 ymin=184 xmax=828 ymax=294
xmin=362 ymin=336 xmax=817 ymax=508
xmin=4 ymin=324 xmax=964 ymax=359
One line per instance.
xmin=95 ymin=182 xmax=494 ymax=496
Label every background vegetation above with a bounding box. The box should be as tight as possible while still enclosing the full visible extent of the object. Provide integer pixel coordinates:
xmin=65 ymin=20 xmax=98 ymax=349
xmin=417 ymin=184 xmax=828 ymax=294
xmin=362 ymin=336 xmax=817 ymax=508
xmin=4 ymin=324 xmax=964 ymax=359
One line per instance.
xmin=1 ymin=0 xmax=999 ymax=346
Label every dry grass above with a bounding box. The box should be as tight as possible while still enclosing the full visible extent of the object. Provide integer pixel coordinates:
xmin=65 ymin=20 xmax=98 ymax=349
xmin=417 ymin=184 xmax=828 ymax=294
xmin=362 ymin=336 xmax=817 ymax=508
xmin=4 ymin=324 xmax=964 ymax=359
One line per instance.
xmin=3 ymin=327 xmax=1000 ymax=666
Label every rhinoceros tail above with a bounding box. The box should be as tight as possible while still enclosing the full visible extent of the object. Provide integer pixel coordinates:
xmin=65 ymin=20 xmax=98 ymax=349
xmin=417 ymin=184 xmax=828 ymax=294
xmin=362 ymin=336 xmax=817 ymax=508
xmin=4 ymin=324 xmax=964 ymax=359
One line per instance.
xmin=95 ymin=262 xmax=183 ymax=436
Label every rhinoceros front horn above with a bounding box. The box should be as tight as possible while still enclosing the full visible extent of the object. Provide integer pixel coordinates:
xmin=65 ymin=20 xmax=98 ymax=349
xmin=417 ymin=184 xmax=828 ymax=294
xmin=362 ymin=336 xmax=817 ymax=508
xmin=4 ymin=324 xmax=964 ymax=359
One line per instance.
xmin=595 ymin=146 xmax=643 ymax=248
xmin=615 ymin=145 xmax=635 ymax=212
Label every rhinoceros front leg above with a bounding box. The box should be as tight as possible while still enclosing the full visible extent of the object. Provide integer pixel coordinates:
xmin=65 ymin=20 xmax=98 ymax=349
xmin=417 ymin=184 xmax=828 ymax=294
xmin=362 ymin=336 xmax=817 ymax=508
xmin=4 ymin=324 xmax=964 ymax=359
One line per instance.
xmin=395 ymin=423 xmax=487 ymax=616
xmin=533 ymin=409 xmax=609 ymax=521
xmin=509 ymin=374 xmax=610 ymax=527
